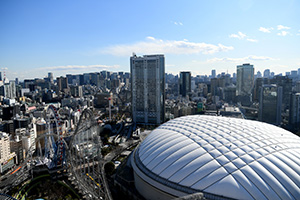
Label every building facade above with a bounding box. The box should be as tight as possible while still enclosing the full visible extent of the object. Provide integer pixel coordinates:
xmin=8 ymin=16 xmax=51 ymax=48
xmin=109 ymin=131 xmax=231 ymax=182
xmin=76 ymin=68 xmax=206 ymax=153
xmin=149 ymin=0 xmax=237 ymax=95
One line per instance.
xmin=131 ymin=54 xmax=165 ymax=125
xmin=236 ymin=63 xmax=254 ymax=96
xmin=57 ymin=76 xmax=68 ymax=92
xmin=258 ymin=84 xmax=282 ymax=125
xmin=0 ymin=132 xmax=16 ymax=174
xmin=289 ymin=93 xmax=300 ymax=130
xmin=236 ymin=63 xmax=254 ymax=105
xmin=179 ymin=71 xmax=191 ymax=97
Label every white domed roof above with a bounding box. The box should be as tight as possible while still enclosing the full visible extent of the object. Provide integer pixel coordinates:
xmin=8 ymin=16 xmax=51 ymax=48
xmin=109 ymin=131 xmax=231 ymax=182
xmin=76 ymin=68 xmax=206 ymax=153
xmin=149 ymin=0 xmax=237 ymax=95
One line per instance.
xmin=134 ymin=115 xmax=300 ymax=200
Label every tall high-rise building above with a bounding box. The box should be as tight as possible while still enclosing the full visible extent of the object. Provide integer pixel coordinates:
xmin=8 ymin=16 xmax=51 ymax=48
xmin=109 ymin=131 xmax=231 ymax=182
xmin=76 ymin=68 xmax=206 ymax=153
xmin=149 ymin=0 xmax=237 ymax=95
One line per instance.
xmin=210 ymin=77 xmax=225 ymax=97
xmin=57 ymin=76 xmax=68 ymax=92
xmin=263 ymin=69 xmax=270 ymax=78
xmin=48 ymin=72 xmax=53 ymax=84
xmin=131 ymin=54 xmax=165 ymax=125
xmin=256 ymin=71 xmax=262 ymax=78
xmin=270 ymin=76 xmax=292 ymax=110
xmin=236 ymin=63 xmax=254 ymax=105
xmin=179 ymin=71 xmax=191 ymax=97
xmin=211 ymin=69 xmax=216 ymax=78
xmin=253 ymin=78 xmax=269 ymax=102
xmin=66 ymin=74 xmax=73 ymax=85
xmin=236 ymin=63 xmax=254 ymax=96
xmin=289 ymin=93 xmax=300 ymax=130
xmin=0 ymin=80 xmax=16 ymax=99
xmin=258 ymin=84 xmax=282 ymax=125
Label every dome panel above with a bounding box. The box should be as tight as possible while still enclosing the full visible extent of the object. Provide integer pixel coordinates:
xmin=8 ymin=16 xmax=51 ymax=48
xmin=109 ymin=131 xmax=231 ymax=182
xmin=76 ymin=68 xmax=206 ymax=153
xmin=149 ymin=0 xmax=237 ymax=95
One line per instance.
xmin=142 ymin=135 xmax=187 ymax=166
xmin=168 ymin=153 xmax=213 ymax=183
xmin=179 ymin=159 xmax=221 ymax=187
xmin=204 ymin=175 xmax=256 ymax=200
xmin=158 ymin=145 xmax=203 ymax=179
xmin=152 ymin=142 xmax=198 ymax=175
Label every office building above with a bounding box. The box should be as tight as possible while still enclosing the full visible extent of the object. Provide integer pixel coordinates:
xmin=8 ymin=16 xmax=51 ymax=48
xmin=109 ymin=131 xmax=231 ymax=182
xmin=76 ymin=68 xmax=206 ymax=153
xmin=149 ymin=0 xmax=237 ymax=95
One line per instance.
xmin=131 ymin=54 xmax=165 ymax=125
xmin=236 ymin=63 xmax=254 ymax=105
xmin=210 ymin=77 xmax=225 ymax=97
xmin=57 ymin=76 xmax=68 ymax=92
xmin=0 ymin=80 xmax=16 ymax=99
xmin=258 ymin=85 xmax=282 ymax=125
xmin=179 ymin=71 xmax=191 ymax=97
xmin=48 ymin=72 xmax=54 ymax=84
xmin=211 ymin=69 xmax=216 ymax=78
xmin=256 ymin=71 xmax=262 ymax=78
xmin=270 ymin=76 xmax=292 ymax=110
xmin=253 ymin=78 xmax=269 ymax=102
xmin=289 ymin=93 xmax=300 ymax=130
xmin=263 ymin=69 xmax=270 ymax=78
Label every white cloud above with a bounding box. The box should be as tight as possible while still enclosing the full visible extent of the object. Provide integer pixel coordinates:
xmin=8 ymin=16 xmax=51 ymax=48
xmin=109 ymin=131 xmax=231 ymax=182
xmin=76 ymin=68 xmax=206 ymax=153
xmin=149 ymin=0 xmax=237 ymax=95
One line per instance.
xmin=146 ymin=36 xmax=155 ymax=41
xmin=101 ymin=37 xmax=234 ymax=56
xmin=207 ymin=55 xmax=275 ymax=63
xmin=172 ymin=21 xmax=183 ymax=26
xmin=229 ymin=31 xmax=257 ymax=42
xmin=246 ymin=38 xmax=258 ymax=42
xmin=277 ymin=31 xmax=289 ymax=36
xmin=277 ymin=25 xmax=291 ymax=30
xmin=259 ymin=27 xmax=273 ymax=33
xmin=40 ymin=64 xmax=119 ymax=71
xmin=229 ymin=31 xmax=247 ymax=39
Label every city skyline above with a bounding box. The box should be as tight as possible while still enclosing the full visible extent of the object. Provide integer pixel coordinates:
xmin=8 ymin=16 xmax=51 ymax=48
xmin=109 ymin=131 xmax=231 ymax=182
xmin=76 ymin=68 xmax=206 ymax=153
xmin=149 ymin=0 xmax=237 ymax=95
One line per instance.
xmin=1 ymin=0 xmax=300 ymax=80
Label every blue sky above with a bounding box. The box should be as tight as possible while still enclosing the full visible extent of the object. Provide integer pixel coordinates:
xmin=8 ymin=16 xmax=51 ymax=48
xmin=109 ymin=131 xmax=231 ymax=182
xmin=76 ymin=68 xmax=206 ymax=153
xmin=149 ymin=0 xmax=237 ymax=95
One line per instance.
xmin=0 ymin=0 xmax=300 ymax=80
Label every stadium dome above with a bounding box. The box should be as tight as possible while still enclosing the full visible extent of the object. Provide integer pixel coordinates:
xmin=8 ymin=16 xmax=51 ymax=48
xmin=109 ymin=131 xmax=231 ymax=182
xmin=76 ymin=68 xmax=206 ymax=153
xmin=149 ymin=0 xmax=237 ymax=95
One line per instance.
xmin=131 ymin=115 xmax=300 ymax=200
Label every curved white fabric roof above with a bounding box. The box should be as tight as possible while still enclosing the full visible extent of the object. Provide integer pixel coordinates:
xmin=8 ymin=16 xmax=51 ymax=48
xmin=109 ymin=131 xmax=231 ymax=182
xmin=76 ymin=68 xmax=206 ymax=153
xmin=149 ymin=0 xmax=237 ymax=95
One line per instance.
xmin=135 ymin=115 xmax=300 ymax=200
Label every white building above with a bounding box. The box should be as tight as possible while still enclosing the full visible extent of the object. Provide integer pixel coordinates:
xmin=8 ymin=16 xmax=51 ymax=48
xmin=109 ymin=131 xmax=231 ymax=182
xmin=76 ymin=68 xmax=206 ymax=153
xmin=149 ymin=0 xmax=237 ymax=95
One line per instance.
xmin=132 ymin=115 xmax=300 ymax=200
xmin=130 ymin=54 xmax=165 ymax=125
xmin=0 ymin=132 xmax=16 ymax=173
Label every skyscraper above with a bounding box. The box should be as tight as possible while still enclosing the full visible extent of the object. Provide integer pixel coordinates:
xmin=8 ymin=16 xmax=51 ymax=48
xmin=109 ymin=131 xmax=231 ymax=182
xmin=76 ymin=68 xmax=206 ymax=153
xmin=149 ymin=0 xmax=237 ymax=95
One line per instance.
xmin=179 ymin=71 xmax=191 ymax=97
xmin=0 ymin=80 xmax=16 ymax=99
xmin=236 ymin=63 xmax=254 ymax=105
xmin=289 ymin=93 xmax=300 ymax=130
xmin=263 ymin=69 xmax=270 ymax=78
xmin=211 ymin=69 xmax=216 ymax=78
xmin=258 ymin=84 xmax=282 ymax=125
xmin=48 ymin=72 xmax=53 ymax=84
xmin=57 ymin=76 xmax=68 ymax=92
xmin=131 ymin=54 xmax=165 ymax=125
